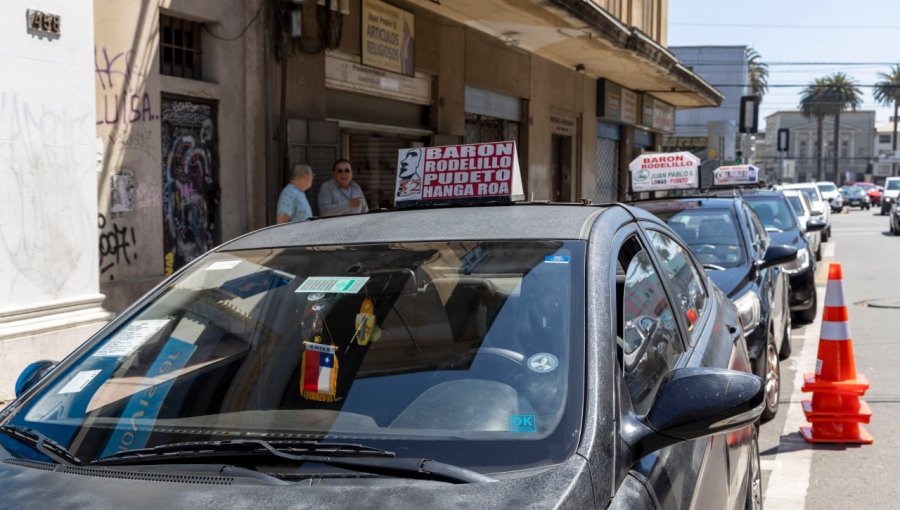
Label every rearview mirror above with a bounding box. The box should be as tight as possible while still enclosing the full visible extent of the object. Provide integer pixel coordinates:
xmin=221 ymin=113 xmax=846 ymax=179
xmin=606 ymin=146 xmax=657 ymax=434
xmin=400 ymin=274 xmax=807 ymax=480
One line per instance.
xmin=15 ymin=360 xmax=56 ymax=398
xmin=806 ymin=219 xmax=826 ymax=232
xmin=622 ymin=367 xmax=763 ymax=461
xmin=757 ymin=245 xmax=798 ymax=269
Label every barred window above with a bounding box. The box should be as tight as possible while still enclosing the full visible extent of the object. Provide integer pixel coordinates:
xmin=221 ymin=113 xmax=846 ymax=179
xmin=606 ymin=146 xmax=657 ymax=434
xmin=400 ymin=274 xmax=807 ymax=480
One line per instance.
xmin=160 ymin=15 xmax=203 ymax=80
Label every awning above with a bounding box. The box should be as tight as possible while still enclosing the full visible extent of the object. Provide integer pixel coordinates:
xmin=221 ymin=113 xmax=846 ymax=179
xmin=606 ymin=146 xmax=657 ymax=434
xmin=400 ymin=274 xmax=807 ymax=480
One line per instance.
xmin=405 ymin=0 xmax=723 ymax=109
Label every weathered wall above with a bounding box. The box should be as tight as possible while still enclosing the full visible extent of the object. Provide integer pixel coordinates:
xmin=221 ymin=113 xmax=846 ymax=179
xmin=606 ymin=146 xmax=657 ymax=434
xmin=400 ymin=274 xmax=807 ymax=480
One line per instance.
xmin=95 ymin=0 xmax=257 ymax=311
xmin=0 ymin=0 xmax=111 ymax=401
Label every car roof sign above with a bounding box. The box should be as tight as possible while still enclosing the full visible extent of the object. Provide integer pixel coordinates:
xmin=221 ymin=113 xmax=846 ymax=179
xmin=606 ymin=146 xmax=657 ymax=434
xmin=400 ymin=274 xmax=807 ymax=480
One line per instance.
xmin=394 ymin=141 xmax=525 ymax=207
xmin=628 ymin=152 xmax=700 ymax=193
xmin=713 ymin=164 xmax=759 ymax=186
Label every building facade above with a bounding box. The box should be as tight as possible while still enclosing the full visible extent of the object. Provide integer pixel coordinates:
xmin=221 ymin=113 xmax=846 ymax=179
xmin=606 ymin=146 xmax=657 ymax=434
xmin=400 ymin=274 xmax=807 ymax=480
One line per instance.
xmin=0 ymin=0 xmax=113 ymax=400
xmin=873 ymin=119 xmax=898 ymax=180
xmin=664 ymin=46 xmax=751 ymax=163
xmin=1 ymin=0 xmax=722 ymax=399
xmin=762 ymin=110 xmax=876 ymax=184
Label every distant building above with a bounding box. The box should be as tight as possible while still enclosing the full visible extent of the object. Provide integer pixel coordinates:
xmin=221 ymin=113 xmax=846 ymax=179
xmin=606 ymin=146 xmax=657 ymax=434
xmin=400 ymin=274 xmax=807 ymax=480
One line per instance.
xmin=873 ymin=119 xmax=899 ymax=180
xmin=664 ymin=46 xmax=751 ymax=162
xmin=762 ymin=111 xmax=876 ymax=184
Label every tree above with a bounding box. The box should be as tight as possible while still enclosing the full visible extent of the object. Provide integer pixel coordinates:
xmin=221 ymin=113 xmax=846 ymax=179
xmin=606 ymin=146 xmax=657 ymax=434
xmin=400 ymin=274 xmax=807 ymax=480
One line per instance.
xmin=799 ymin=79 xmax=829 ymax=181
xmin=822 ymin=73 xmax=862 ymax=182
xmin=873 ymin=65 xmax=900 ymax=175
xmin=747 ymin=48 xmax=769 ymax=97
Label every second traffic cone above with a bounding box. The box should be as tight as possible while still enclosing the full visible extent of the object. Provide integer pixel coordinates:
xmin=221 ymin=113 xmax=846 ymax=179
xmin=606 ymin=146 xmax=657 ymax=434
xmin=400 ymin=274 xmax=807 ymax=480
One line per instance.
xmin=800 ymin=263 xmax=873 ymax=444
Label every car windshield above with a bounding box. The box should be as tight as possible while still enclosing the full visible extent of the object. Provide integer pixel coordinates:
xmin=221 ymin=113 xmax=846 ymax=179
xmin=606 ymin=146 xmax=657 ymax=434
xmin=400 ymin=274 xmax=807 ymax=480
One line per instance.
xmin=644 ymin=205 xmax=747 ymax=268
xmin=817 ymin=183 xmax=836 ymax=194
xmin=3 ymin=241 xmax=585 ymax=471
xmin=887 ymin=180 xmax=900 ymax=191
xmin=842 ymin=186 xmax=862 ymax=196
xmin=745 ymin=196 xmax=799 ymax=232
xmin=796 ymin=187 xmax=820 ymax=203
xmin=785 ymin=195 xmax=805 ymax=216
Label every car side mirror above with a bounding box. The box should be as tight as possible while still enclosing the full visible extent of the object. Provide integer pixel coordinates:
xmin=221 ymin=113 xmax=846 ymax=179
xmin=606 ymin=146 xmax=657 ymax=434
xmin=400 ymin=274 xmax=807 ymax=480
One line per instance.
xmin=15 ymin=360 xmax=56 ymax=398
xmin=810 ymin=209 xmax=824 ymax=217
xmin=757 ymin=245 xmax=798 ymax=269
xmin=622 ymin=367 xmax=763 ymax=461
xmin=806 ymin=219 xmax=826 ymax=232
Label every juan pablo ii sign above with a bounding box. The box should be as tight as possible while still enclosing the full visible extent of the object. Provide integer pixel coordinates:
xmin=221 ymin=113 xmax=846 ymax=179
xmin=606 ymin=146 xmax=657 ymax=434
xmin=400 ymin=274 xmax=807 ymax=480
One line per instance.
xmin=628 ymin=152 xmax=700 ymax=192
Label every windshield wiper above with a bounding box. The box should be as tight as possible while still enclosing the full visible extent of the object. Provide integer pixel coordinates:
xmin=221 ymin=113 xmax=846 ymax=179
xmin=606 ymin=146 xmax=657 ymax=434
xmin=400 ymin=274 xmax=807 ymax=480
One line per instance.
xmin=0 ymin=424 xmax=83 ymax=466
xmin=93 ymin=439 xmax=494 ymax=484
xmin=702 ymin=263 xmax=727 ymax=271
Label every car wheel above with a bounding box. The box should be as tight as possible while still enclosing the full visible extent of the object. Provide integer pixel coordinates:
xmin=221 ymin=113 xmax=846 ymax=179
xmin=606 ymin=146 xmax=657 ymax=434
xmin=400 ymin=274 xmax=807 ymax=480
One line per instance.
xmin=794 ymin=291 xmax=818 ymax=325
xmin=815 ymin=243 xmax=822 ymax=261
xmin=744 ymin=425 xmax=763 ymax=510
xmin=779 ymin=314 xmax=792 ymax=360
xmin=758 ymin=340 xmax=780 ymax=422
xmin=821 ymin=229 xmax=828 ymax=242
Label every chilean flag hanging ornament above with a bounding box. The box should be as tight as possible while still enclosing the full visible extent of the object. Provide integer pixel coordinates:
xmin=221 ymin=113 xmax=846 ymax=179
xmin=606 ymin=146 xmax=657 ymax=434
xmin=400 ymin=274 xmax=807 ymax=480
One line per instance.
xmin=300 ymin=340 xmax=339 ymax=402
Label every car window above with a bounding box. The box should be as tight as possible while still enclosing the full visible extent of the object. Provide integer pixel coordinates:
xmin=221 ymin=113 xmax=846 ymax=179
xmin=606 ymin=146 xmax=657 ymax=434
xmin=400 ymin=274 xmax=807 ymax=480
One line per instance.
xmin=817 ymin=183 xmax=836 ymax=193
xmin=745 ymin=206 xmax=769 ymax=255
xmin=644 ymin=230 xmax=707 ymax=337
xmin=785 ymin=195 xmax=804 ymax=216
xmin=616 ymin=235 xmax=685 ymax=415
xmin=886 ymin=179 xmax=900 ymax=191
xmin=7 ymin=241 xmax=586 ymax=471
xmin=643 ymin=205 xmax=747 ymax=268
xmin=745 ymin=196 xmax=798 ymax=231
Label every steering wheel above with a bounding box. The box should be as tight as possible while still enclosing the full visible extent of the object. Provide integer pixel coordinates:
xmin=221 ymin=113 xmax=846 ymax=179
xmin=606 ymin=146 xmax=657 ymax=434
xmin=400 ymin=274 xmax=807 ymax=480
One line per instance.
xmin=459 ymin=347 xmax=526 ymax=387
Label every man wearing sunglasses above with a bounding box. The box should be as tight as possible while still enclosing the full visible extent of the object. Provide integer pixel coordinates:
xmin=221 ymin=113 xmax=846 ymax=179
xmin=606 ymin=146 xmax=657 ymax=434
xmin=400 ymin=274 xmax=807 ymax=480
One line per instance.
xmin=318 ymin=158 xmax=370 ymax=217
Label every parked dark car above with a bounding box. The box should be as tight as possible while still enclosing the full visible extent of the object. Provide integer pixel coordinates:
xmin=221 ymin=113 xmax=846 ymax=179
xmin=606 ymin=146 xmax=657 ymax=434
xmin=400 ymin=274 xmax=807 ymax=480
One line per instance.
xmin=741 ymin=190 xmax=824 ymax=325
xmin=851 ymin=182 xmax=881 ymax=207
xmin=635 ymin=196 xmax=794 ymax=421
xmin=1 ymin=204 xmax=763 ymax=509
xmin=839 ymin=185 xmax=869 ymax=210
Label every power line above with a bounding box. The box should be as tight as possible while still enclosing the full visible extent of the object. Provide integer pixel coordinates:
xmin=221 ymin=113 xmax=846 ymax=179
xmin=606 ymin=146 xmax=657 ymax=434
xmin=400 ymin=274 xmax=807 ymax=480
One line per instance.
xmin=671 ymin=22 xmax=900 ymax=29
xmin=678 ymin=62 xmax=899 ymax=66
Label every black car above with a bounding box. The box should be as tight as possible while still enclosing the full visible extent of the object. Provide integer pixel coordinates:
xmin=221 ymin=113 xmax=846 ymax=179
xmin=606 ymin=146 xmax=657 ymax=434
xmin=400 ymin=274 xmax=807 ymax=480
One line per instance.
xmin=890 ymin=199 xmax=900 ymax=234
xmin=1 ymin=204 xmax=763 ymax=509
xmin=635 ymin=197 xmax=794 ymax=421
xmin=741 ymin=190 xmax=824 ymax=325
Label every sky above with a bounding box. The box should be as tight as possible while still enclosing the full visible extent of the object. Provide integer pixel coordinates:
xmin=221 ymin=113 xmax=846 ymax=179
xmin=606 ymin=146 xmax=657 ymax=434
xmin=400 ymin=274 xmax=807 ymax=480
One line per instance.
xmin=668 ymin=0 xmax=900 ymax=123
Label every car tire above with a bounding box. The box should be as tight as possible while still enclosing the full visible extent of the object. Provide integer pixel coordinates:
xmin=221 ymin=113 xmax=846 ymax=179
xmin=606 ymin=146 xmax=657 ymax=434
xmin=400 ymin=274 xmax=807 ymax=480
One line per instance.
xmin=821 ymin=229 xmax=828 ymax=242
xmin=779 ymin=314 xmax=792 ymax=360
xmin=815 ymin=243 xmax=822 ymax=261
xmin=794 ymin=291 xmax=818 ymax=325
xmin=744 ymin=425 xmax=763 ymax=510
xmin=758 ymin=339 xmax=780 ymax=422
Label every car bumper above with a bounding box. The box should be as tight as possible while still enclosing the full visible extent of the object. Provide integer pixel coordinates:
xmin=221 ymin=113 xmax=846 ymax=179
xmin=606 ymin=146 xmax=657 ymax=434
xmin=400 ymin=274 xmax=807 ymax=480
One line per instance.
xmin=789 ymin=268 xmax=816 ymax=311
xmin=845 ymin=198 xmax=865 ymax=207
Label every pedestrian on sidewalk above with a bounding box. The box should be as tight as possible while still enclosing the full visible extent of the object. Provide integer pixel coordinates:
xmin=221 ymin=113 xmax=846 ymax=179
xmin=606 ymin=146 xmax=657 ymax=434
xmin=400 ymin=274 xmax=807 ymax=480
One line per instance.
xmin=276 ymin=163 xmax=315 ymax=224
xmin=318 ymin=158 xmax=369 ymax=217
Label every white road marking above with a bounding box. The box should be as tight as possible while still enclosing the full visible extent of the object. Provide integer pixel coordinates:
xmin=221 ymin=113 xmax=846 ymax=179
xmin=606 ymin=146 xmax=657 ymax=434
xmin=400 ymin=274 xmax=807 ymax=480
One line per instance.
xmin=823 ymin=243 xmax=836 ymax=258
xmin=762 ymin=287 xmax=824 ymax=509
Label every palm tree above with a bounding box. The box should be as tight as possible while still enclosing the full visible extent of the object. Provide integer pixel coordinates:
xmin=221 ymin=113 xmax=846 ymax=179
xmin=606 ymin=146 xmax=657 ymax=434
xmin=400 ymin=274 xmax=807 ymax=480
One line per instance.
xmin=822 ymin=73 xmax=862 ymax=181
xmin=799 ymin=79 xmax=829 ymax=180
xmin=747 ymin=48 xmax=769 ymax=97
xmin=873 ymin=65 xmax=900 ymax=175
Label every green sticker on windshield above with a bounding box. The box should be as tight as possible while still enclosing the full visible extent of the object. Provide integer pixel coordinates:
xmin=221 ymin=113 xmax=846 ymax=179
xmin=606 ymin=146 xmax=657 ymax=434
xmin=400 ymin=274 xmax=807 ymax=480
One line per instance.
xmin=296 ymin=276 xmax=370 ymax=294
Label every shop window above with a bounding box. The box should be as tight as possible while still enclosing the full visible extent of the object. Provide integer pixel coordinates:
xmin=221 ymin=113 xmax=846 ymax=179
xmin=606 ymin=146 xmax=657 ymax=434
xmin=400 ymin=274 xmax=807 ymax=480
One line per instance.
xmin=464 ymin=113 xmax=520 ymax=145
xmin=160 ymin=15 xmax=204 ymax=80
xmin=879 ymin=135 xmax=891 ymax=144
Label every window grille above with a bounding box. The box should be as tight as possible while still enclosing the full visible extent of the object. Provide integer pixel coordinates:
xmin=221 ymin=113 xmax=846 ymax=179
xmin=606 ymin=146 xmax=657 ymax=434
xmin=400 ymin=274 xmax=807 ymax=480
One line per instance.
xmin=160 ymin=15 xmax=203 ymax=80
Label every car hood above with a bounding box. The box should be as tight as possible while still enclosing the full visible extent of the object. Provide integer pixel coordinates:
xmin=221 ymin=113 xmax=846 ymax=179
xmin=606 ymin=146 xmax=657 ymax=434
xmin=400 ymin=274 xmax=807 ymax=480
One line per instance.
xmin=0 ymin=452 xmax=594 ymax=510
xmin=706 ymin=266 xmax=751 ymax=298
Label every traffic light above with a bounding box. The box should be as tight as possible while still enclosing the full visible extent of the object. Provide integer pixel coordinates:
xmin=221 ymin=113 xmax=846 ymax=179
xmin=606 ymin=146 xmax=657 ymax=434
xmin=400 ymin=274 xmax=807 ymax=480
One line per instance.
xmin=735 ymin=151 xmax=743 ymax=164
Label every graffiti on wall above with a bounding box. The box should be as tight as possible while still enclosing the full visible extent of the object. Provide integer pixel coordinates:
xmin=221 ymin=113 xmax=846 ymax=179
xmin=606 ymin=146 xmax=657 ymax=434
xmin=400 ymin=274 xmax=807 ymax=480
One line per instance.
xmin=95 ymin=47 xmax=157 ymax=125
xmin=161 ymin=98 xmax=219 ymax=275
xmin=98 ymin=213 xmax=138 ymax=278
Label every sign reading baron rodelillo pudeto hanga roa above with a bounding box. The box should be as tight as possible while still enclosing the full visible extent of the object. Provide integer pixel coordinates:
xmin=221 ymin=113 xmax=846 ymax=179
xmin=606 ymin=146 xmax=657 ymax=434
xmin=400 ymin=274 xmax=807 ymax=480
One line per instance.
xmin=628 ymin=151 xmax=700 ymax=193
xmin=394 ymin=141 xmax=525 ymax=206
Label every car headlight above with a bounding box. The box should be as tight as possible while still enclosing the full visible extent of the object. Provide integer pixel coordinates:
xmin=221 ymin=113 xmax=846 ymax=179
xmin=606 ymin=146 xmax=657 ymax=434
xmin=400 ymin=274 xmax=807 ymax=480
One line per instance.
xmin=886 ymin=196 xmax=894 ymax=204
xmin=734 ymin=291 xmax=761 ymax=334
xmin=781 ymin=246 xmax=811 ymax=275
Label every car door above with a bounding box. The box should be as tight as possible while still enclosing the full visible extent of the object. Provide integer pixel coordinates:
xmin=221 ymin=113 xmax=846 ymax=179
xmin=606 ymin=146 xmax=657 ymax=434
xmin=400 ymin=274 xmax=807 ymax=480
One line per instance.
xmin=612 ymin=225 xmax=739 ymax=510
xmin=745 ymin=204 xmax=788 ymax=352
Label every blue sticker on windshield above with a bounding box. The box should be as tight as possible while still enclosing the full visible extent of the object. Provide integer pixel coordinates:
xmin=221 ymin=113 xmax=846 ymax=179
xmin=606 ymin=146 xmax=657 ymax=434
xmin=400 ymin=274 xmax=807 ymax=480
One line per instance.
xmin=544 ymin=255 xmax=570 ymax=264
xmin=509 ymin=414 xmax=537 ymax=433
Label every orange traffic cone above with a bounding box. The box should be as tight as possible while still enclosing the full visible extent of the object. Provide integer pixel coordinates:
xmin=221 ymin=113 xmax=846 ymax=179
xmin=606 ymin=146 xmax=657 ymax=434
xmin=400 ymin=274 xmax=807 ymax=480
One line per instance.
xmin=800 ymin=263 xmax=873 ymax=444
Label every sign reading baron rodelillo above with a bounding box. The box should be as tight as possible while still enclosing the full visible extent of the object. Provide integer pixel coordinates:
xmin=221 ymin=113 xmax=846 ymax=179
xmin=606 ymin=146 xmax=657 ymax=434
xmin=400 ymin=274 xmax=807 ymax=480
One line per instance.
xmin=628 ymin=151 xmax=700 ymax=193
xmin=394 ymin=141 xmax=525 ymax=206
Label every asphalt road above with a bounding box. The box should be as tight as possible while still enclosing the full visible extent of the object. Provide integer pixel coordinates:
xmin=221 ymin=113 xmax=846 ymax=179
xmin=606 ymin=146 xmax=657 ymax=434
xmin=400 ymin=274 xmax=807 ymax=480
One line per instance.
xmin=760 ymin=207 xmax=900 ymax=509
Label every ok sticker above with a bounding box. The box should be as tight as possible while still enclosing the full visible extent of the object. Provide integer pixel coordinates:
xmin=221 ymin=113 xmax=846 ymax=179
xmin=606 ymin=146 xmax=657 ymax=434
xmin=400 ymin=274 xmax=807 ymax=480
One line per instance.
xmin=509 ymin=414 xmax=537 ymax=433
